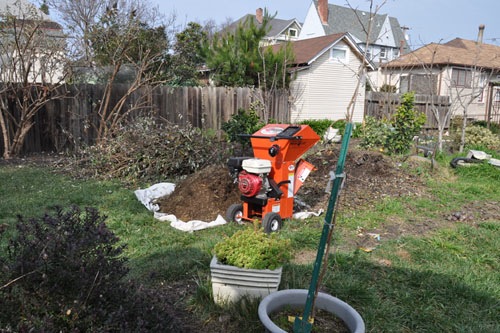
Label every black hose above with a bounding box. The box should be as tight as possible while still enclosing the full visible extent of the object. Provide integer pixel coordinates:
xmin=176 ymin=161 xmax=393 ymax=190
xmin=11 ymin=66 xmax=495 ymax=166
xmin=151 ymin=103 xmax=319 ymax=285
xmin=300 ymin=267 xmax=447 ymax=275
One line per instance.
xmin=450 ymin=157 xmax=483 ymax=168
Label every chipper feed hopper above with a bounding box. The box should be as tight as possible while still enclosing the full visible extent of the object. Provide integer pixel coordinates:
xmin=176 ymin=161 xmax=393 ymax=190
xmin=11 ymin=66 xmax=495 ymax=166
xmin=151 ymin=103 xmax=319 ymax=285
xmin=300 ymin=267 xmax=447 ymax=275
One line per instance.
xmin=226 ymin=124 xmax=320 ymax=233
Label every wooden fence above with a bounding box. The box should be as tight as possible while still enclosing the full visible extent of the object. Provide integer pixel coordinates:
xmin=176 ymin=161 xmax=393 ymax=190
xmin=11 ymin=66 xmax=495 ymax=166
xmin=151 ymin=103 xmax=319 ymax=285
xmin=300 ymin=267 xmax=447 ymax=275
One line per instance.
xmin=365 ymin=91 xmax=451 ymax=129
xmin=2 ymin=84 xmax=290 ymax=155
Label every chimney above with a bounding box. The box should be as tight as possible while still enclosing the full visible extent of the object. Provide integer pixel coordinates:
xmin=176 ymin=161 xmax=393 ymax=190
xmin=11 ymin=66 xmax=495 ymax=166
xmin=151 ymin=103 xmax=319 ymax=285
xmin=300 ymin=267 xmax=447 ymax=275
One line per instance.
xmin=477 ymin=24 xmax=485 ymax=45
xmin=318 ymin=0 xmax=329 ymax=25
xmin=256 ymin=8 xmax=263 ymax=24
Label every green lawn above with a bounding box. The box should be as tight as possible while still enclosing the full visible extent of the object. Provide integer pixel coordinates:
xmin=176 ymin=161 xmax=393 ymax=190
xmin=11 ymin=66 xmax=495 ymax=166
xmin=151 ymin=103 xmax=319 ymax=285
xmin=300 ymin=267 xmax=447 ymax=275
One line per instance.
xmin=1 ymin=159 xmax=499 ymax=332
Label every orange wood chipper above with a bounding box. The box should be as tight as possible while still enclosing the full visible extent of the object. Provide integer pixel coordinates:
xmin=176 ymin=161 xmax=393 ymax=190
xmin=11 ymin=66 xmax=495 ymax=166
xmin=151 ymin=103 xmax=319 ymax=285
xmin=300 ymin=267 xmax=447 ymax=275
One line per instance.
xmin=226 ymin=124 xmax=320 ymax=232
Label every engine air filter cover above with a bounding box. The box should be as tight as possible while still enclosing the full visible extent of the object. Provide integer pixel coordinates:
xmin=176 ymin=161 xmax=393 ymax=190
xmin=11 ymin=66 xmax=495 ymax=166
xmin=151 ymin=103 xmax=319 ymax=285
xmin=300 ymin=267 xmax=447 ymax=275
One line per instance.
xmin=242 ymin=158 xmax=272 ymax=174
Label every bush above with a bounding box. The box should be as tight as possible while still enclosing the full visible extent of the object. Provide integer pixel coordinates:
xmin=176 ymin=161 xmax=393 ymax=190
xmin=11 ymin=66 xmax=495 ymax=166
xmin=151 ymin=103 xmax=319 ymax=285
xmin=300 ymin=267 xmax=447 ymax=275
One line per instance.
xmin=472 ymin=120 xmax=500 ymax=135
xmin=213 ymin=228 xmax=291 ymax=270
xmin=299 ymin=119 xmax=333 ymax=137
xmin=454 ymin=125 xmax=500 ymax=151
xmin=73 ymin=117 xmax=227 ymax=183
xmin=385 ymin=92 xmax=426 ymax=154
xmin=0 ymin=206 xmax=177 ymax=332
xmin=222 ymin=107 xmax=264 ymax=147
xmin=359 ymin=116 xmax=391 ymax=150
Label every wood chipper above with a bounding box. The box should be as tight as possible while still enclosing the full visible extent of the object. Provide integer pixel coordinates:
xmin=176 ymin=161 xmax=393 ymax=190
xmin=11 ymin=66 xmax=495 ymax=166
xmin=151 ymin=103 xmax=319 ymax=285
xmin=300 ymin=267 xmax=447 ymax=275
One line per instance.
xmin=226 ymin=124 xmax=320 ymax=233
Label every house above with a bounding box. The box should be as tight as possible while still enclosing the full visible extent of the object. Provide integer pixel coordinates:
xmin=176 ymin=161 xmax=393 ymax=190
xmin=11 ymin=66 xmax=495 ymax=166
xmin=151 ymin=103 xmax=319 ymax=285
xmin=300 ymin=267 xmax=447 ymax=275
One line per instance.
xmin=273 ymin=33 xmax=374 ymax=123
xmin=224 ymin=8 xmax=302 ymax=46
xmin=0 ymin=0 xmax=65 ymax=84
xmin=299 ymin=0 xmax=409 ymax=66
xmin=381 ymin=26 xmax=500 ymax=123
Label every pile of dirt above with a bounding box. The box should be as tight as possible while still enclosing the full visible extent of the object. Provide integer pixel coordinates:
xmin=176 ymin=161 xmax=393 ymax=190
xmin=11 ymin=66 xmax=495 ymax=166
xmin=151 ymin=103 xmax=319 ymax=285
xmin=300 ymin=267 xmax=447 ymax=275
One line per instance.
xmin=156 ymin=143 xmax=427 ymax=221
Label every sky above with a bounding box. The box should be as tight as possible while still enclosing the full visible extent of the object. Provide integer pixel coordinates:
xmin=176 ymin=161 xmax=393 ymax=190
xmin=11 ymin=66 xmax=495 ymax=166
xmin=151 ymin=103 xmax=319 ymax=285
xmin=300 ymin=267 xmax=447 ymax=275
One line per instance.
xmin=152 ymin=0 xmax=500 ymax=49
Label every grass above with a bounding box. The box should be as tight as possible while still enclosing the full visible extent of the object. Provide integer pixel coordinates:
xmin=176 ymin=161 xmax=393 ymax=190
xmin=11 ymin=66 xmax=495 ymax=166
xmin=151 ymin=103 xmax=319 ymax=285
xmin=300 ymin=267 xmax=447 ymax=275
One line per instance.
xmin=1 ymin=156 xmax=499 ymax=332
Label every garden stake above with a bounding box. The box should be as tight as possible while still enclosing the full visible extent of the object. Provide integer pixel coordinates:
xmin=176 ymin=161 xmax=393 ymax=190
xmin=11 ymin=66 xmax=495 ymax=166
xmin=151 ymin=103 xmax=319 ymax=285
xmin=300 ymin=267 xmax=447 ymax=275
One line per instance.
xmin=293 ymin=122 xmax=352 ymax=333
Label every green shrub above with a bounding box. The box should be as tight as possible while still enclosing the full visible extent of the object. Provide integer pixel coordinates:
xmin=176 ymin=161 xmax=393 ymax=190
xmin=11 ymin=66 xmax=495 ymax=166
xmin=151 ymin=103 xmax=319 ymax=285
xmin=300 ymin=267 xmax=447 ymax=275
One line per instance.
xmin=222 ymin=108 xmax=264 ymax=147
xmin=359 ymin=116 xmax=391 ymax=150
xmin=0 ymin=206 xmax=177 ymax=332
xmin=299 ymin=119 xmax=333 ymax=137
xmin=472 ymin=120 xmax=500 ymax=135
xmin=454 ymin=125 xmax=500 ymax=151
xmin=386 ymin=92 xmax=426 ymax=154
xmin=213 ymin=228 xmax=291 ymax=270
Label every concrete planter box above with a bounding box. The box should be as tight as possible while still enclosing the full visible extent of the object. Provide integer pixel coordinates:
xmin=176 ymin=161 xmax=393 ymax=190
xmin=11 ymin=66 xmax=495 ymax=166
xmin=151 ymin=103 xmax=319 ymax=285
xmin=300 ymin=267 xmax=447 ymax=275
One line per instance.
xmin=210 ymin=256 xmax=282 ymax=305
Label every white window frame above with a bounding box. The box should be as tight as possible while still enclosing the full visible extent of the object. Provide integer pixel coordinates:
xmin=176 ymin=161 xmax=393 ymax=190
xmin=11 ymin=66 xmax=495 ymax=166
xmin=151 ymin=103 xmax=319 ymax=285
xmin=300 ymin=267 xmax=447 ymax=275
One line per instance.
xmin=288 ymin=28 xmax=297 ymax=37
xmin=380 ymin=47 xmax=387 ymax=59
xmin=330 ymin=46 xmax=348 ymax=63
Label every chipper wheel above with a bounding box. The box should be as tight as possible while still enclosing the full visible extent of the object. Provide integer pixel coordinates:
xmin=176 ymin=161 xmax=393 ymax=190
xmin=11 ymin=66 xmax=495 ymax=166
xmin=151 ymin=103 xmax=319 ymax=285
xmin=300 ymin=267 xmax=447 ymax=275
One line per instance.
xmin=262 ymin=212 xmax=282 ymax=233
xmin=226 ymin=203 xmax=245 ymax=225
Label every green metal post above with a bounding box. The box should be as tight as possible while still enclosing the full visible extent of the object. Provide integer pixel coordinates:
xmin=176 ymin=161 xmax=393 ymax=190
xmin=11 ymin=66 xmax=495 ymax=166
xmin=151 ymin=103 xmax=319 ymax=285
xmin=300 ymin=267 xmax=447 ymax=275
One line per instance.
xmin=293 ymin=122 xmax=353 ymax=333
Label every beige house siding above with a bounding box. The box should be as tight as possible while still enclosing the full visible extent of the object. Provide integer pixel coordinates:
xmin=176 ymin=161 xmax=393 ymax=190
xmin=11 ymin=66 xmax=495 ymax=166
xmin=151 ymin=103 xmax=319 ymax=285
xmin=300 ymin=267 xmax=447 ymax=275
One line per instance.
xmin=383 ymin=66 xmax=491 ymax=121
xmin=291 ymin=41 xmax=365 ymax=123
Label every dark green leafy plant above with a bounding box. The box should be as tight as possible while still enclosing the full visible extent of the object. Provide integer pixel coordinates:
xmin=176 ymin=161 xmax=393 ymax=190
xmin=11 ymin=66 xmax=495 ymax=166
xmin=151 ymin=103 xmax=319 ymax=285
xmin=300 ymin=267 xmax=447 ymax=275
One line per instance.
xmin=386 ymin=92 xmax=426 ymax=155
xmin=299 ymin=119 xmax=333 ymax=137
xmin=213 ymin=228 xmax=291 ymax=270
xmin=0 ymin=206 xmax=177 ymax=332
xmin=222 ymin=108 xmax=264 ymax=147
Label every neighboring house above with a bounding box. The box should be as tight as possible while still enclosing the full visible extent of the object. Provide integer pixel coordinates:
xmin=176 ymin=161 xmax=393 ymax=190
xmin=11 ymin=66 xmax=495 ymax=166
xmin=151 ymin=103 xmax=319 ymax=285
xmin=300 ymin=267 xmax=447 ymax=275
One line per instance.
xmin=299 ymin=0 xmax=409 ymax=65
xmin=381 ymin=28 xmax=500 ymax=123
xmin=0 ymin=0 xmax=65 ymax=84
xmin=224 ymin=8 xmax=302 ymax=46
xmin=273 ymin=33 xmax=374 ymax=123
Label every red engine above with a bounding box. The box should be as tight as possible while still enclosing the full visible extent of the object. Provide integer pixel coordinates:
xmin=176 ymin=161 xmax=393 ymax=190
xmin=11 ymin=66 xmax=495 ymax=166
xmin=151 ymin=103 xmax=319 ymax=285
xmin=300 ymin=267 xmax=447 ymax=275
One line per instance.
xmin=238 ymin=171 xmax=262 ymax=197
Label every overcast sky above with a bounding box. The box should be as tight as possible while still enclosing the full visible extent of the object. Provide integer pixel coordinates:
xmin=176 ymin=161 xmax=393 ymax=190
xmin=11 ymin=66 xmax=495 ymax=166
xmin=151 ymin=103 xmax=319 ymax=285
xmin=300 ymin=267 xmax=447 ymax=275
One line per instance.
xmin=152 ymin=0 xmax=500 ymax=49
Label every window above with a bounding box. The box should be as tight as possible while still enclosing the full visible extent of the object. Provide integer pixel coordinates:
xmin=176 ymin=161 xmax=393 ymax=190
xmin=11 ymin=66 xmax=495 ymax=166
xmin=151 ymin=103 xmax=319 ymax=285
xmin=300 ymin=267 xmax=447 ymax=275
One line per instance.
xmin=287 ymin=28 xmax=297 ymax=37
xmin=494 ymin=88 xmax=500 ymax=103
xmin=380 ymin=47 xmax=387 ymax=59
xmin=451 ymin=68 xmax=472 ymax=87
xmin=330 ymin=47 xmax=347 ymax=62
xmin=393 ymin=48 xmax=400 ymax=59
xmin=364 ymin=47 xmax=372 ymax=60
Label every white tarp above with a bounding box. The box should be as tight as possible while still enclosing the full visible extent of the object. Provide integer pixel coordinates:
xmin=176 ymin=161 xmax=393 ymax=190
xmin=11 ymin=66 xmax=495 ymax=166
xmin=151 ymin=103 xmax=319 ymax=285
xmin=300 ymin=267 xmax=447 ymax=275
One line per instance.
xmin=135 ymin=183 xmax=323 ymax=232
xmin=134 ymin=182 xmax=227 ymax=232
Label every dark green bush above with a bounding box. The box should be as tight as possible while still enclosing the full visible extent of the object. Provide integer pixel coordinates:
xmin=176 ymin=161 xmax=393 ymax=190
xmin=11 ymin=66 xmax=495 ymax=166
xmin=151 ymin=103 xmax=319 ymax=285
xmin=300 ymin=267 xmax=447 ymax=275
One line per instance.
xmin=385 ymin=92 xmax=426 ymax=154
xmin=222 ymin=108 xmax=264 ymax=147
xmin=299 ymin=119 xmax=333 ymax=137
xmin=0 ymin=206 xmax=177 ymax=332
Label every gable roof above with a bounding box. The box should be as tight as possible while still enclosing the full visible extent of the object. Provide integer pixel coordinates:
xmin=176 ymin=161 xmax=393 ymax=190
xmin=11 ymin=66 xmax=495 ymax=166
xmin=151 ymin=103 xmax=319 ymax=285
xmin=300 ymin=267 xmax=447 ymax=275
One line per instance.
xmin=382 ymin=38 xmax=500 ymax=70
xmin=271 ymin=32 xmax=374 ymax=69
xmin=224 ymin=13 xmax=301 ymax=39
xmin=313 ymin=1 xmax=408 ymax=52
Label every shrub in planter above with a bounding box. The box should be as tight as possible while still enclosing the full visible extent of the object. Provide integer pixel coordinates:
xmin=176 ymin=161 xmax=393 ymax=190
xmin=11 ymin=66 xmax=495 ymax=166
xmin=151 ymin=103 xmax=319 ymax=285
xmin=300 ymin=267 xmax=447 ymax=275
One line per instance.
xmin=211 ymin=228 xmax=292 ymax=305
xmin=213 ymin=228 xmax=292 ymax=270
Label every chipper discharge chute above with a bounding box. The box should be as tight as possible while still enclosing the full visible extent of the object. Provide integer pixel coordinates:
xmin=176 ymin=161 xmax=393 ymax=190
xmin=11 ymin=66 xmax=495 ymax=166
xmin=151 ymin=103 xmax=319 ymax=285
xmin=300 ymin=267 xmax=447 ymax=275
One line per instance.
xmin=226 ymin=124 xmax=320 ymax=233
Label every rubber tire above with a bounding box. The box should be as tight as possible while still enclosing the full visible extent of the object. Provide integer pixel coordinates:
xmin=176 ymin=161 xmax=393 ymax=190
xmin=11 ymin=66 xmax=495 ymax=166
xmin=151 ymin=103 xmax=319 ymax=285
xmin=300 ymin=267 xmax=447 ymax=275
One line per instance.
xmin=226 ymin=203 xmax=244 ymax=225
xmin=262 ymin=212 xmax=282 ymax=233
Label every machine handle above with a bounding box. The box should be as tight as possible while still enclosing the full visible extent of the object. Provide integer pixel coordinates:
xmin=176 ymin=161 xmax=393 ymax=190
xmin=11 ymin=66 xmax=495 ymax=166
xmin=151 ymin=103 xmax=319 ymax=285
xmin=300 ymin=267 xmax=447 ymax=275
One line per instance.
xmin=238 ymin=134 xmax=302 ymax=141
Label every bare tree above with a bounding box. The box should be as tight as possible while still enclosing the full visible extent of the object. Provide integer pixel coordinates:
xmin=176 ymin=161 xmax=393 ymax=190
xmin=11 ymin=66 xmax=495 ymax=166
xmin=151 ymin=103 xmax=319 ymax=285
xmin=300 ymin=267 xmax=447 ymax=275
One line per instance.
xmin=0 ymin=1 xmax=68 ymax=159
xmin=41 ymin=0 xmax=175 ymax=143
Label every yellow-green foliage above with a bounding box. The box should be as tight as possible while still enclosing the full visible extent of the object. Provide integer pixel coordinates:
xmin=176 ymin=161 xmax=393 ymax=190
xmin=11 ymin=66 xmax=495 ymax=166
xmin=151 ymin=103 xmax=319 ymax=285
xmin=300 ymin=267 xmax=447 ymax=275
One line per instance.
xmin=213 ymin=228 xmax=291 ymax=270
xmin=457 ymin=125 xmax=500 ymax=150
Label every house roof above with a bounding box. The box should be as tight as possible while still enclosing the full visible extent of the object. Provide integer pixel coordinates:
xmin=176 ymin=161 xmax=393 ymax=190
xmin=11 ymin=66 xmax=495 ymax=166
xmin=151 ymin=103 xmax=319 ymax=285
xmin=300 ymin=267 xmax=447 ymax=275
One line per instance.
xmin=382 ymin=38 xmax=500 ymax=70
xmin=224 ymin=13 xmax=300 ymax=39
xmin=271 ymin=32 xmax=374 ymax=69
xmin=313 ymin=1 xmax=408 ymax=51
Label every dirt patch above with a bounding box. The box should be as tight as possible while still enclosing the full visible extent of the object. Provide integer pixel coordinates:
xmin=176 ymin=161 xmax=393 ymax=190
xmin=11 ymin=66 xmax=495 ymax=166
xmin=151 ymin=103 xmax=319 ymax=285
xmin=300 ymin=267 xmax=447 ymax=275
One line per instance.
xmin=156 ymin=143 xmax=428 ymax=222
